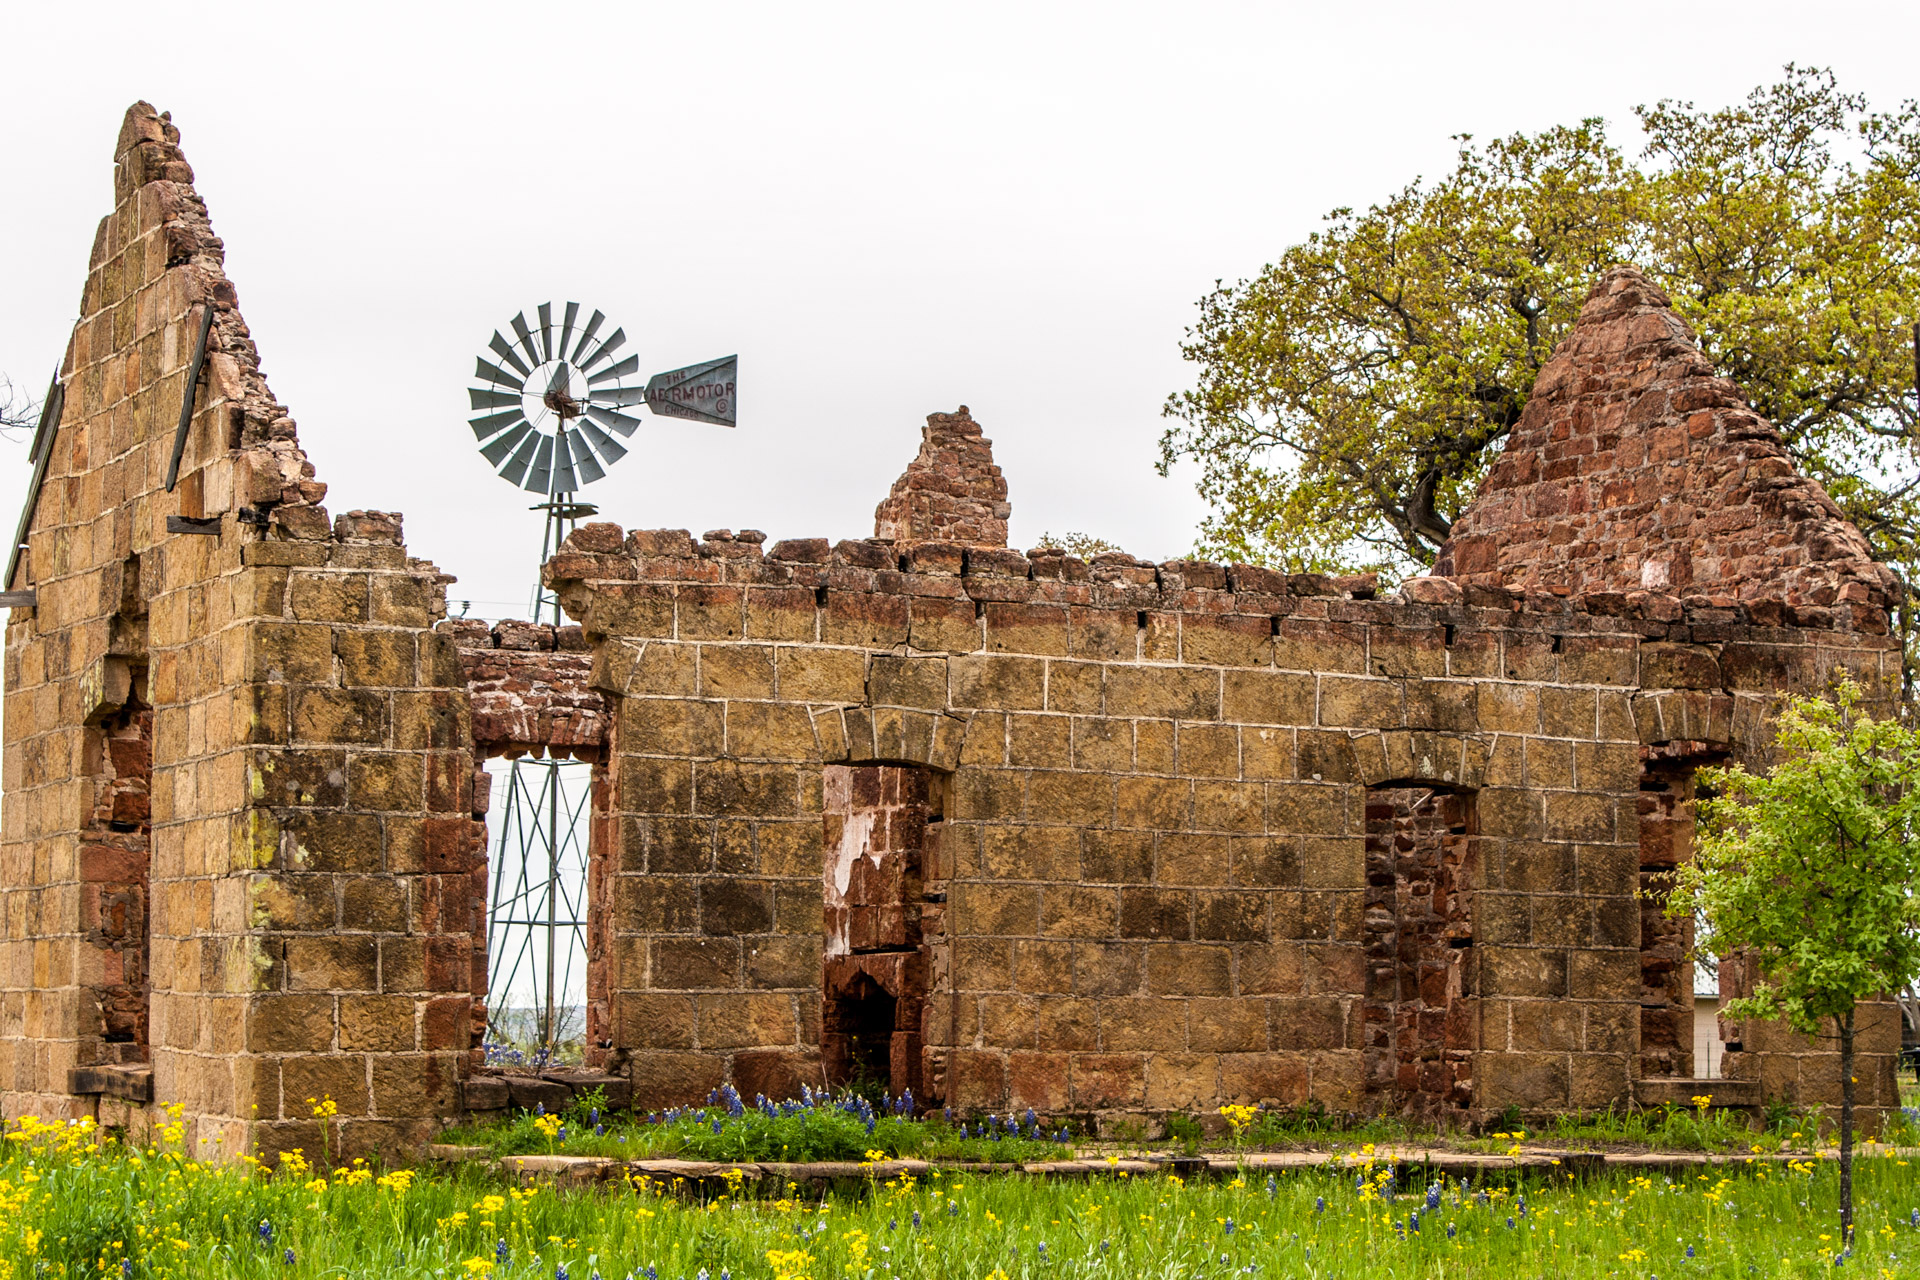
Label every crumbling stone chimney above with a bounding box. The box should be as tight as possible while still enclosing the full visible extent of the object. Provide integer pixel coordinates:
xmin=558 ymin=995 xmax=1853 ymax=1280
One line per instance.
xmin=872 ymin=406 xmax=1010 ymax=546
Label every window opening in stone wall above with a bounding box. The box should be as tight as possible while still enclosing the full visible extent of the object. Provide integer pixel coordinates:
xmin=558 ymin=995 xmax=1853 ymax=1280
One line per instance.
xmin=80 ymin=677 xmax=151 ymax=1068
xmin=823 ymin=764 xmax=935 ymax=1102
xmin=1363 ymin=785 xmax=1475 ymax=1116
xmin=1638 ymin=747 xmax=1726 ymax=1080
xmin=483 ymin=755 xmax=594 ymax=1069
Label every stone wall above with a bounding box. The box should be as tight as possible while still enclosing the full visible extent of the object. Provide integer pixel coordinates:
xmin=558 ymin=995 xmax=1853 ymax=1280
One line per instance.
xmin=0 ymin=103 xmax=481 ymax=1156
xmin=546 ymin=525 xmax=1902 ymax=1124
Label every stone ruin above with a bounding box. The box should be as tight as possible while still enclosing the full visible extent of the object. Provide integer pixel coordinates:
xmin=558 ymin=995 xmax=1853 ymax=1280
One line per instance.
xmin=0 ymin=103 xmax=1902 ymax=1157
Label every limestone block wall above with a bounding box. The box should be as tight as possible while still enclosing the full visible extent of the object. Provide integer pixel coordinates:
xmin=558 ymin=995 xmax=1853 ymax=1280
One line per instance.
xmin=0 ymin=103 xmax=481 ymax=1157
xmin=547 ymin=528 xmax=1902 ymax=1123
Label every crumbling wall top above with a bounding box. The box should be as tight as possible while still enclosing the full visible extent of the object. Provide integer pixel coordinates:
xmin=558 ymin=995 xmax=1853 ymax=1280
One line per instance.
xmin=1434 ymin=266 xmax=1895 ymax=613
xmin=872 ymin=406 xmax=1010 ymax=547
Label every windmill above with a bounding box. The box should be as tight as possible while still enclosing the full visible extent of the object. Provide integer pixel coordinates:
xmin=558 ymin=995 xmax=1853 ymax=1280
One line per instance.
xmin=467 ymin=302 xmax=735 ymax=1055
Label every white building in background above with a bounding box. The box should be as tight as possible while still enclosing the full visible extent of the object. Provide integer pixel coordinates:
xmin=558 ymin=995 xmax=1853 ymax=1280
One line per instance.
xmin=1693 ymin=968 xmax=1724 ymax=1080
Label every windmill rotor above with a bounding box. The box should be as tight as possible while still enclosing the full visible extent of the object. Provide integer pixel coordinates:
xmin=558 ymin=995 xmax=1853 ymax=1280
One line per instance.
xmin=467 ymin=303 xmax=656 ymax=496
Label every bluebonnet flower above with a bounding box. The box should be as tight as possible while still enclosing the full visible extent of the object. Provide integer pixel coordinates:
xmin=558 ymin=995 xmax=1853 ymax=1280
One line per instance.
xmin=498 ymin=1240 xmax=511 ymax=1265
xmin=536 ymin=1101 xmax=546 ymax=1116
xmin=1912 ymin=1208 xmax=1920 ymax=1229
xmin=1354 ymin=1173 xmax=1366 ymax=1192
xmin=121 ymin=1262 xmax=132 ymax=1279
xmin=258 ymin=1220 xmax=275 ymax=1243
xmin=596 ymin=1124 xmax=606 ymax=1136
xmin=1224 ymin=1219 xmax=1236 ymax=1235
xmin=1447 ymin=1222 xmax=1457 ymax=1239
xmin=888 ymin=1219 xmax=897 ymax=1231
xmin=1426 ymin=1183 xmax=1442 ymax=1211
xmin=1409 ymin=1210 xmax=1420 ymax=1233
xmin=645 ymin=1266 xmax=659 ymax=1280
xmin=1313 ymin=1196 xmax=1324 ymax=1214
xmin=912 ymin=1211 xmax=922 ymax=1228
xmin=284 ymin=1249 xmax=297 ymax=1265
xmin=556 ymin=1126 xmax=567 ymax=1142
xmin=949 ymin=1201 xmax=959 ymax=1216
xmin=711 ymin=1120 xmax=723 ymax=1135
xmin=902 ymin=1088 xmax=914 ymax=1114
xmin=696 ymin=1271 xmax=708 ymax=1280
xmin=1506 ymin=1218 xmax=1515 ymax=1230
xmin=1037 ymin=1242 xmax=1048 ymax=1257
xmin=1270 ymin=1177 xmax=1279 ymax=1198
xmin=1517 ymin=1196 xmax=1527 ymax=1218
xmin=944 ymin=1106 xmax=954 ymax=1123
xmin=556 ymin=1266 xmax=570 ymax=1280
xmin=1100 ymin=1240 xmax=1110 ymax=1252
xmin=1687 ymin=1245 xmax=1695 ymax=1258
xmin=589 ymin=1108 xmax=600 ymax=1125
xmin=1025 ymin=1108 xmax=1037 ymax=1129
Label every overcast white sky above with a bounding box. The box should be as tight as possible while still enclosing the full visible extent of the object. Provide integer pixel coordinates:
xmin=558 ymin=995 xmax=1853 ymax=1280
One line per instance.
xmin=6 ymin=1 xmax=1920 ymax=617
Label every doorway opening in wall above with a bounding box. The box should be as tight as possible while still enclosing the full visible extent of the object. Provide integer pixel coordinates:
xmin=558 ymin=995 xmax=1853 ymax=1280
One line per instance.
xmin=822 ymin=764 xmax=938 ymax=1103
xmin=1638 ymin=747 xmax=1726 ymax=1080
xmin=483 ymin=755 xmax=593 ymax=1069
xmin=1362 ymin=783 xmax=1475 ymax=1118
xmin=81 ymin=675 xmax=151 ymax=1068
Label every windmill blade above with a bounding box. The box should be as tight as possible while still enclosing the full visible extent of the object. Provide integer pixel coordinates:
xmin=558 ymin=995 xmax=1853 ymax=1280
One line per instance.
xmin=551 ymin=429 xmax=581 ymax=493
xmin=480 ymin=420 xmax=534 ymax=467
xmin=469 ymin=387 xmax=521 ymax=411
xmin=577 ymin=416 xmax=630 ymax=462
xmin=501 ymin=429 xmax=543 ymax=487
xmin=585 ymin=405 xmax=643 ymax=438
xmin=470 ymin=410 xmax=523 ymax=441
xmin=586 ymin=354 xmax=639 ymax=385
xmin=488 ymin=332 xmax=531 ymax=378
xmin=568 ymin=431 xmax=607 ymax=486
xmin=509 ymin=312 xmax=542 ymax=370
xmin=569 ymin=310 xmax=606 ymax=364
xmin=474 ymin=357 xmax=525 ymax=390
xmin=525 ymin=434 xmax=555 ymax=493
xmin=537 ymin=303 xmax=553 ymax=361
xmin=558 ymin=302 xmax=579 ymax=367
xmin=577 ymin=327 xmax=626 ymax=373
xmin=590 ymin=386 xmax=650 ymax=407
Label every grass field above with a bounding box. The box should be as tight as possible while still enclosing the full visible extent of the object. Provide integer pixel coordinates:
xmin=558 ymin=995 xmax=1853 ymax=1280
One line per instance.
xmin=7 ymin=1106 xmax=1920 ymax=1279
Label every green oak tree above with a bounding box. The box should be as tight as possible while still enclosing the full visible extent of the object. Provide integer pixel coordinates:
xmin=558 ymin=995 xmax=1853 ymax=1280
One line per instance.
xmin=1161 ymin=67 xmax=1920 ymax=582
xmin=1671 ymin=680 xmax=1920 ymax=1248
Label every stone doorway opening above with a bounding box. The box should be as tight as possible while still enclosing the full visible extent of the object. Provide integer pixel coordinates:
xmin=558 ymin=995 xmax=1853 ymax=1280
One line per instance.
xmin=821 ymin=764 xmax=937 ymax=1100
xmin=1637 ymin=745 xmax=1726 ymax=1079
xmin=1362 ymin=784 xmax=1476 ymax=1116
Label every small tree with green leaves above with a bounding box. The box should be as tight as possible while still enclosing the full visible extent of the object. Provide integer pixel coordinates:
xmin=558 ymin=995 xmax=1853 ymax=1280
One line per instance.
xmin=1672 ymin=680 xmax=1920 ymax=1247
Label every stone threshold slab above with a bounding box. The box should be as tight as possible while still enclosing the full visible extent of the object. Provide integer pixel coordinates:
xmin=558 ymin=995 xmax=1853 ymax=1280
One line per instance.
xmin=484 ymin=1145 xmax=1920 ymax=1188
